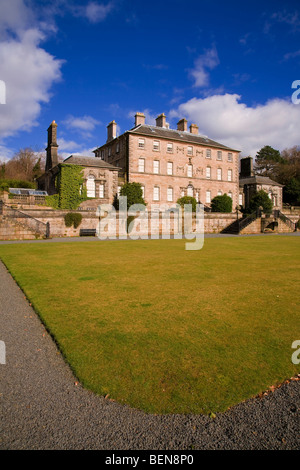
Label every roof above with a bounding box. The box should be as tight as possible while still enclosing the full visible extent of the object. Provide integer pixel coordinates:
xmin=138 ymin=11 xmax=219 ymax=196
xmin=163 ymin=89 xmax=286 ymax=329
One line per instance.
xmin=239 ymin=175 xmax=284 ymax=187
xmin=62 ymin=155 xmax=119 ymax=170
xmin=128 ymin=124 xmax=240 ymax=152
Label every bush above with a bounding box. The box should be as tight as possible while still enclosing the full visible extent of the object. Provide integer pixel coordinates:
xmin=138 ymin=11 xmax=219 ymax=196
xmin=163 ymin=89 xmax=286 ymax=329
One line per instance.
xmin=211 ymin=194 xmax=233 ymax=213
xmin=249 ymin=190 xmax=273 ymax=214
xmin=64 ymin=212 xmax=82 ymax=229
xmin=176 ymin=196 xmax=197 ymax=212
xmin=114 ymin=182 xmax=146 ymax=210
xmin=0 ymin=179 xmax=36 ymax=192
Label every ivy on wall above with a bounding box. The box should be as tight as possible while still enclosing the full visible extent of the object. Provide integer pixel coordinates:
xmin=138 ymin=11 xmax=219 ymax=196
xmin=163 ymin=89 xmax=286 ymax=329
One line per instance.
xmin=46 ymin=164 xmax=88 ymax=210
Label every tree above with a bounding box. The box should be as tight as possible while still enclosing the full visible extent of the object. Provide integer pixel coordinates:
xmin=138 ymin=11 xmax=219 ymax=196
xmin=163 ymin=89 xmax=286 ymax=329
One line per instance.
xmin=249 ymin=190 xmax=273 ymax=214
xmin=176 ymin=196 xmax=197 ymax=212
xmin=113 ymin=182 xmax=146 ymax=210
xmin=211 ymin=194 xmax=233 ymax=213
xmin=3 ymin=148 xmax=44 ymax=182
xmin=283 ymin=178 xmax=300 ymax=206
xmin=254 ymin=145 xmax=283 ymax=176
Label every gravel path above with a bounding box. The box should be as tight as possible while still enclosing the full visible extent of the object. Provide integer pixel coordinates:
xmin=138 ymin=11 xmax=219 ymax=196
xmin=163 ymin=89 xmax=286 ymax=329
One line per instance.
xmin=0 ymin=260 xmax=299 ymax=450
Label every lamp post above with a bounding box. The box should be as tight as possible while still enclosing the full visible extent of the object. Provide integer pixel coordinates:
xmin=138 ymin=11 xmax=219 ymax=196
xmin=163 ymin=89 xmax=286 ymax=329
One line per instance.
xmin=235 ymin=205 xmax=240 ymax=220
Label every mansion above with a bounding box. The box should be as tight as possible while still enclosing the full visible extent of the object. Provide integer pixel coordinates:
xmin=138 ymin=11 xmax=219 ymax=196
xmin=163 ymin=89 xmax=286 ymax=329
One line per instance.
xmin=38 ymin=113 xmax=283 ymax=211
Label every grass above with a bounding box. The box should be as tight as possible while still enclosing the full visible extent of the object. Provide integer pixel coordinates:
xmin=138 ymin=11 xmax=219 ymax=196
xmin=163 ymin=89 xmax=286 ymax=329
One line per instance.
xmin=0 ymin=236 xmax=299 ymax=414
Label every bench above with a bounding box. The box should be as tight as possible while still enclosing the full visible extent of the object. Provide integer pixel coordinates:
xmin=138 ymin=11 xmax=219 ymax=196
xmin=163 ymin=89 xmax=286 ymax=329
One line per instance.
xmin=79 ymin=229 xmax=97 ymax=237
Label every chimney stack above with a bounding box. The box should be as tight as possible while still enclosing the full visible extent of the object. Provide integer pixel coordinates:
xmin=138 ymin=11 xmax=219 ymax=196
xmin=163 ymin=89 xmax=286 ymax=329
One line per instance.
xmin=177 ymin=118 xmax=188 ymax=132
xmin=189 ymin=123 xmax=199 ymax=135
xmin=240 ymin=157 xmax=254 ymax=178
xmin=134 ymin=112 xmax=145 ymax=127
xmin=156 ymin=113 xmax=167 ymax=128
xmin=107 ymin=120 xmax=117 ymax=142
xmin=45 ymin=120 xmax=58 ymax=171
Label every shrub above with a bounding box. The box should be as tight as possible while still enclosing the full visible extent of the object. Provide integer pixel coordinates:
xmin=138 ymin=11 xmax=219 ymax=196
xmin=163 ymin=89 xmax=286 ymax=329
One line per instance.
xmin=114 ymin=182 xmax=146 ymax=210
xmin=249 ymin=189 xmax=273 ymax=214
xmin=64 ymin=212 xmax=82 ymax=228
xmin=0 ymin=179 xmax=36 ymax=192
xmin=176 ymin=196 xmax=197 ymax=212
xmin=211 ymin=194 xmax=233 ymax=213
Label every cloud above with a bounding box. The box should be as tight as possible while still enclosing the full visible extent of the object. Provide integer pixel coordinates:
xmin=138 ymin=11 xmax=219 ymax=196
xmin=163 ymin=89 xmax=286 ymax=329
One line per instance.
xmin=189 ymin=46 xmax=219 ymax=88
xmin=0 ymin=29 xmax=63 ymax=141
xmin=170 ymin=93 xmax=300 ymax=157
xmin=63 ymin=114 xmax=101 ymax=138
xmin=55 ymin=137 xmax=96 ymax=159
xmin=0 ymin=0 xmax=63 ymax=152
xmin=283 ymin=49 xmax=300 ymax=61
xmin=73 ymin=1 xmax=115 ymax=23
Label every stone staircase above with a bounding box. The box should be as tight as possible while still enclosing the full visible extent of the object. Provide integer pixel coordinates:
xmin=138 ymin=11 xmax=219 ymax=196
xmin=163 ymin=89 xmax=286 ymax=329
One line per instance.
xmin=222 ymin=209 xmax=297 ymax=235
xmin=0 ymin=201 xmax=50 ymax=240
xmin=0 ymin=216 xmax=38 ymax=240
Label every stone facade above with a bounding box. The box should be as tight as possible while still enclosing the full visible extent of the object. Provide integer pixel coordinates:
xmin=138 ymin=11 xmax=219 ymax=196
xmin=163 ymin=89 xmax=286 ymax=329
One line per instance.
xmin=239 ymin=157 xmax=283 ymax=210
xmin=37 ymin=121 xmax=119 ymax=205
xmin=94 ymin=112 xmax=241 ymax=210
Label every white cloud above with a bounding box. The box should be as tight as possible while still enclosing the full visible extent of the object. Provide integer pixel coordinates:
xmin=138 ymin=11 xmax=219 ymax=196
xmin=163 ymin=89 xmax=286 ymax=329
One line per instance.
xmin=170 ymin=93 xmax=300 ymax=157
xmin=0 ymin=29 xmax=63 ymax=141
xmin=63 ymin=114 xmax=101 ymax=138
xmin=73 ymin=1 xmax=115 ymax=23
xmin=0 ymin=0 xmax=63 ymax=152
xmin=189 ymin=46 xmax=219 ymax=88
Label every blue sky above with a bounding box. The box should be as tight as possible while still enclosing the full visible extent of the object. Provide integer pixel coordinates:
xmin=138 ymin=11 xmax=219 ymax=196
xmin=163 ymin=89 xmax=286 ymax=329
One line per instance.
xmin=1 ymin=0 xmax=300 ymax=162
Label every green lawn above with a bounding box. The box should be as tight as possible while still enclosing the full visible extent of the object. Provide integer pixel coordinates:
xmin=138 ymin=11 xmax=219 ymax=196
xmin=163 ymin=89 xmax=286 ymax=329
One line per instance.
xmin=0 ymin=236 xmax=299 ymax=414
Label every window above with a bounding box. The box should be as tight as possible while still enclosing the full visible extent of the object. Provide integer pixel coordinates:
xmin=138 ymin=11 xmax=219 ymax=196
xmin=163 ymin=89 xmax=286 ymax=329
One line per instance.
xmin=239 ymin=193 xmax=243 ymax=205
xmin=228 ymin=192 xmax=232 ymax=199
xmin=86 ymin=175 xmax=96 ymax=198
xmin=167 ymin=187 xmax=173 ymax=202
xmin=217 ymin=168 xmax=222 ymax=181
xmin=187 ymin=185 xmax=193 ymax=197
xmin=217 ymin=151 xmax=222 ymax=160
xmin=195 ymin=191 xmax=199 ymax=202
xmin=187 ymin=146 xmax=193 ymax=156
xmin=99 ymin=183 xmax=104 ymax=199
xmin=138 ymin=158 xmax=145 ymax=173
xmin=117 ymin=185 xmax=122 ymax=196
xmin=138 ymin=138 xmax=145 ymax=149
xmin=228 ymin=169 xmax=233 ymax=181
xmin=228 ymin=152 xmax=233 ymax=162
xmin=153 ymin=186 xmax=160 ymax=201
xmin=206 ymin=149 xmax=211 ymax=159
xmin=218 ymin=190 xmax=222 ymax=196
xmin=141 ymin=185 xmax=145 ymax=198
xmin=187 ymin=164 xmax=193 ymax=177
xmin=153 ymin=140 xmax=160 ymax=151
xmin=206 ymin=166 xmax=211 ymax=179
xmin=167 ymin=143 xmax=173 ymax=153
xmin=167 ymin=161 xmax=173 ymax=175
xmin=206 ymin=190 xmax=211 ymax=203
xmin=181 ymin=190 xmax=185 ymax=197
xmin=153 ymin=160 xmax=160 ymax=174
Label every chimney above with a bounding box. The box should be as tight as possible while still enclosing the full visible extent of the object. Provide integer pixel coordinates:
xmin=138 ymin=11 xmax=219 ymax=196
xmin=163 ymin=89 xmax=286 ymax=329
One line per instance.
xmin=189 ymin=123 xmax=199 ymax=135
xmin=240 ymin=156 xmax=254 ymax=178
xmin=107 ymin=120 xmax=117 ymax=142
xmin=177 ymin=118 xmax=188 ymax=132
xmin=135 ymin=112 xmax=145 ymax=127
xmin=156 ymin=113 xmax=167 ymax=128
xmin=45 ymin=120 xmax=58 ymax=171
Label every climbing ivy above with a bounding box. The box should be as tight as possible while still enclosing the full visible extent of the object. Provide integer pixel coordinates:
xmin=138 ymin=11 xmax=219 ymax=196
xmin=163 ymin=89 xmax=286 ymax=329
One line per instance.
xmin=46 ymin=164 xmax=88 ymax=210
